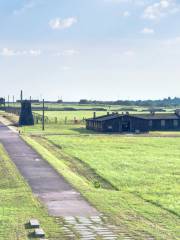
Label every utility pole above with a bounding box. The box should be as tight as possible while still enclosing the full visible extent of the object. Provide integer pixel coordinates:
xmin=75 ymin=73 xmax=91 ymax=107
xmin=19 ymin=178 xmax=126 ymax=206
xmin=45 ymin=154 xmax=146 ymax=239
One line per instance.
xmin=8 ymin=95 xmax=9 ymax=108
xmin=42 ymin=99 xmax=45 ymax=131
xmin=13 ymin=95 xmax=15 ymax=106
xmin=20 ymin=90 xmax=23 ymax=103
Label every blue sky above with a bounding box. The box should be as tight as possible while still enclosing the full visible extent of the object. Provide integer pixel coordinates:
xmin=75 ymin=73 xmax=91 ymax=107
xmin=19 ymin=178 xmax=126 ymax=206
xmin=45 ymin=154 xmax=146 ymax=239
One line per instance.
xmin=0 ymin=0 xmax=180 ymax=101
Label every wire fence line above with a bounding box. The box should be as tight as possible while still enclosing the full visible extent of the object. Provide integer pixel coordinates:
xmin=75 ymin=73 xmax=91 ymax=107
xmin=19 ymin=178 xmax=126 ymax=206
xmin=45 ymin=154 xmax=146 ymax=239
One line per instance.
xmin=4 ymin=107 xmax=86 ymax=125
xmin=33 ymin=113 xmax=86 ymax=125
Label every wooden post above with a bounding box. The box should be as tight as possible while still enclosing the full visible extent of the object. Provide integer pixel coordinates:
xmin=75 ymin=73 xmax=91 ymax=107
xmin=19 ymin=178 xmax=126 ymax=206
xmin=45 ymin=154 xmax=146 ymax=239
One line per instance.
xmin=8 ymin=95 xmax=9 ymax=108
xmin=65 ymin=116 xmax=67 ymax=124
xmin=20 ymin=90 xmax=23 ymax=103
xmin=42 ymin=99 xmax=45 ymax=131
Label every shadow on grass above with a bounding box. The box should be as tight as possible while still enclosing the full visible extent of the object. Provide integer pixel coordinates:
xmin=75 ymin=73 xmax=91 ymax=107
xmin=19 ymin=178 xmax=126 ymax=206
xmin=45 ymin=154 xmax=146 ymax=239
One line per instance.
xmin=69 ymin=127 xmax=100 ymax=135
xmin=69 ymin=127 xmax=129 ymax=135
xmin=27 ymin=232 xmax=36 ymax=238
xmin=24 ymin=222 xmax=31 ymax=230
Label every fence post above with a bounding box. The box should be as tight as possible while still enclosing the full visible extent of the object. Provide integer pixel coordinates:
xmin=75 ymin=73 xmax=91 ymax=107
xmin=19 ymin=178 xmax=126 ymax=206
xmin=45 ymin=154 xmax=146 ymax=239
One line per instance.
xmin=42 ymin=99 xmax=45 ymax=131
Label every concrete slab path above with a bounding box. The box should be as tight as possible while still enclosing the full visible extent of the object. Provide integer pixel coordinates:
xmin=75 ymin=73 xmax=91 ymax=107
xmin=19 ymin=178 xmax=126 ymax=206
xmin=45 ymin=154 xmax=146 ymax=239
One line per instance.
xmin=0 ymin=121 xmax=98 ymax=217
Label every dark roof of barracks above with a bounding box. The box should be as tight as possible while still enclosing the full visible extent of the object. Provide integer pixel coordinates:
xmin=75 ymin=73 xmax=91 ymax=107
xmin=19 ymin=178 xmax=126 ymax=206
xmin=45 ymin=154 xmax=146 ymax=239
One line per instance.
xmin=87 ymin=113 xmax=180 ymax=122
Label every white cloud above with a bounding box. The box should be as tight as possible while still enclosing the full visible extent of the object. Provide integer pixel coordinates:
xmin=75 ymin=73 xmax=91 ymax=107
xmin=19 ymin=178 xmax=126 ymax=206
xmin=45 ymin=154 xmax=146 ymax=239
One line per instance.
xmin=13 ymin=0 xmax=41 ymax=15
xmin=62 ymin=49 xmax=79 ymax=56
xmin=122 ymin=11 xmax=131 ymax=17
xmin=104 ymin=0 xmax=130 ymax=3
xmin=49 ymin=17 xmax=77 ymax=30
xmin=54 ymin=49 xmax=79 ymax=57
xmin=1 ymin=48 xmax=15 ymax=56
xmin=143 ymin=0 xmax=179 ymax=20
xmin=163 ymin=36 xmax=180 ymax=45
xmin=104 ymin=0 xmax=148 ymax=6
xmin=141 ymin=27 xmax=155 ymax=34
xmin=28 ymin=49 xmax=41 ymax=56
xmin=61 ymin=66 xmax=71 ymax=71
xmin=124 ymin=50 xmax=135 ymax=56
xmin=0 ymin=48 xmax=41 ymax=57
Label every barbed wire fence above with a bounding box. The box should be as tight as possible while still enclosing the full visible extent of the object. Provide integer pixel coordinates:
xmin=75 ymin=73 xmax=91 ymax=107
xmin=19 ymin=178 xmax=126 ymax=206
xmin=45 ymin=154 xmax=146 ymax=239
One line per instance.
xmin=4 ymin=107 xmax=86 ymax=126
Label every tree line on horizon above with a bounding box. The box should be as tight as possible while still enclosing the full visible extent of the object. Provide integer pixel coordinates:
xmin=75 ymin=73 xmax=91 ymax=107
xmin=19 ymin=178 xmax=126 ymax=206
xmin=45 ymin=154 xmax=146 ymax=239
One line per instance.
xmin=79 ymin=97 xmax=180 ymax=107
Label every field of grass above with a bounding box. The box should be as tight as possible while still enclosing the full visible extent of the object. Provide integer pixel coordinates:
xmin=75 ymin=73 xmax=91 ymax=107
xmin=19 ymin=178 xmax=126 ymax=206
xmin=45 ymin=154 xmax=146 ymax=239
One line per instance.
xmin=0 ymin=144 xmax=65 ymax=240
xmin=1 ymin=109 xmax=180 ymax=239
xmin=47 ymin=135 xmax=180 ymax=214
xmin=20 ymin=121 xmax=180 ymax=137
xmin=34 ymin=110 xmax=174 ymax=123
xmin=7 ymin=102 xmax=148 ymax=111
xmin=21 ymin=123 xmax=91 ymax=135
xmin=23 ymin=134 xmax=180 ymax=239
xmin=34 ymin=110 xmax=107 ymax=122
xmin=4 ymin=108 xmax=178 ymax=137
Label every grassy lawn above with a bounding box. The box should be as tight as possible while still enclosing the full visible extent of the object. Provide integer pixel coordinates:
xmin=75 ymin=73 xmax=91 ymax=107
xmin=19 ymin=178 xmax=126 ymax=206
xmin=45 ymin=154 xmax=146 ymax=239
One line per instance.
xmin=47 ymin=135 xmax=180 ymax=214
xmin=20 ymin=122 xmax=180 ymax=137
xmin=33 ymin=109 xmax=175 ymax=124
xmin=1 ymin=111 xmax=180 ymax=239
xmin=0 ymin=144 xmax=64 ymax=240
xmin=7 ymin=102 xmax=152 ymax=111
xmin=23 ymin=134 xmax=180 ymax=240
xmin=21 ymin=123 xmax=93 ymax=135
xmin=34 ymin=110 xmax=107 ymax=121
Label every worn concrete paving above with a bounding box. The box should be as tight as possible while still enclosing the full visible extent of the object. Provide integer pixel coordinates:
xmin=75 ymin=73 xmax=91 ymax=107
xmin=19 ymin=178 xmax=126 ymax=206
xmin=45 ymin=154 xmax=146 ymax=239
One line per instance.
xmin=0 ymin=121 xmax=98 ymax=217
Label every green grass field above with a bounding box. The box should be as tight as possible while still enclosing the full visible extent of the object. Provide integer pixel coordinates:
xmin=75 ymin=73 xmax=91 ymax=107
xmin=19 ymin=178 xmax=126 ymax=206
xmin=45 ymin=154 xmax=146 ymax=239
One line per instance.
xmin=23 ymin=134 xmax=180 ymax=239
xmin=7 ymin=102 xmax=150 ymax=111
xmin=8 ymin=108 xmax=180 ymax=137
xmin=34 ymin=110 xmax=107 ymax=123
xmin=47 ymin=135 xmax=180 ymax=214
xmin=0 ymin=144 xmax=65 ymax=240
xmin=1 ymin=110 xmax=180 ymax=239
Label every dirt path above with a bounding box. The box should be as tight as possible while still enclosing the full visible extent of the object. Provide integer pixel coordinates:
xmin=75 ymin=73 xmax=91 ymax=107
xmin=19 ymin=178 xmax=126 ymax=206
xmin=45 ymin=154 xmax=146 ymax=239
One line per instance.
xmin=0 ymin=121 xmax=98 ymax=217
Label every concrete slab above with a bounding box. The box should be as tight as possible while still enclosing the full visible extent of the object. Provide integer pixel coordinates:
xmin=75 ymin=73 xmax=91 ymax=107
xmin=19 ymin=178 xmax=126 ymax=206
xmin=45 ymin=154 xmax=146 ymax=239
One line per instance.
xmin=34 ymin=228 xmax=45 ymax=237
xmin=29 ymin=219 xmax=40 ymax=228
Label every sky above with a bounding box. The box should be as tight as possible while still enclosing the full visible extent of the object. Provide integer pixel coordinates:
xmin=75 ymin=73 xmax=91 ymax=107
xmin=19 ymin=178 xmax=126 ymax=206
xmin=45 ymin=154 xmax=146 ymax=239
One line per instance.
xmin=0 ymin=0 xmax=180 ymax=101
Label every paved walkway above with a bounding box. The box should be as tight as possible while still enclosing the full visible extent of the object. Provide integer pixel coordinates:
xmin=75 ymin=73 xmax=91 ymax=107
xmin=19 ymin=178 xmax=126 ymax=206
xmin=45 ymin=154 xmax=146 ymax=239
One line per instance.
xmin=0 ymin=121 xmax=98 ymax=217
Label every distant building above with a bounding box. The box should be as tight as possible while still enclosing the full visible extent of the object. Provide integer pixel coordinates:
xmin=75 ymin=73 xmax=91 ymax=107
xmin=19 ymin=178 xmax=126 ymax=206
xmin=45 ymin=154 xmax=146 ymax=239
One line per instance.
xmin=86 ymin=110 xmax=180 ymax=133
xmin=16 ymin=99 xmax=39 ymax=103
xmin=57 ymin=99 xmax=63 ymax=103
xmin=30 ymin=99 xmax=40 ymax=103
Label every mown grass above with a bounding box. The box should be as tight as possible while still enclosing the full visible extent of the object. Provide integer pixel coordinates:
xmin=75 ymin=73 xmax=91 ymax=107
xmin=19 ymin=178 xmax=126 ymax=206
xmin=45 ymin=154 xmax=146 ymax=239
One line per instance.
xmin=21 ymin=122 xmax=180 ymax=137
xmin=1 ymin=110 xmax=180 ymax=239
xmin=0 ymin=144 xmax=64 ymax=240
xmin=21 ymin=123 xmax=93 ymax=135
xmin=34 ymin=110 xmax=107 ymax=121
xmin=33 ymin=109 xmax=175 ymax=124
xmin=47 ymin=135 xmax=180 ymax=214
xmin=23 ymin=135 xmax=180 ymax=239
xmin=7 ymin=102 xmax=152 ymax=111
xmin=4 ymin=111 xmax=180 ymax=137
